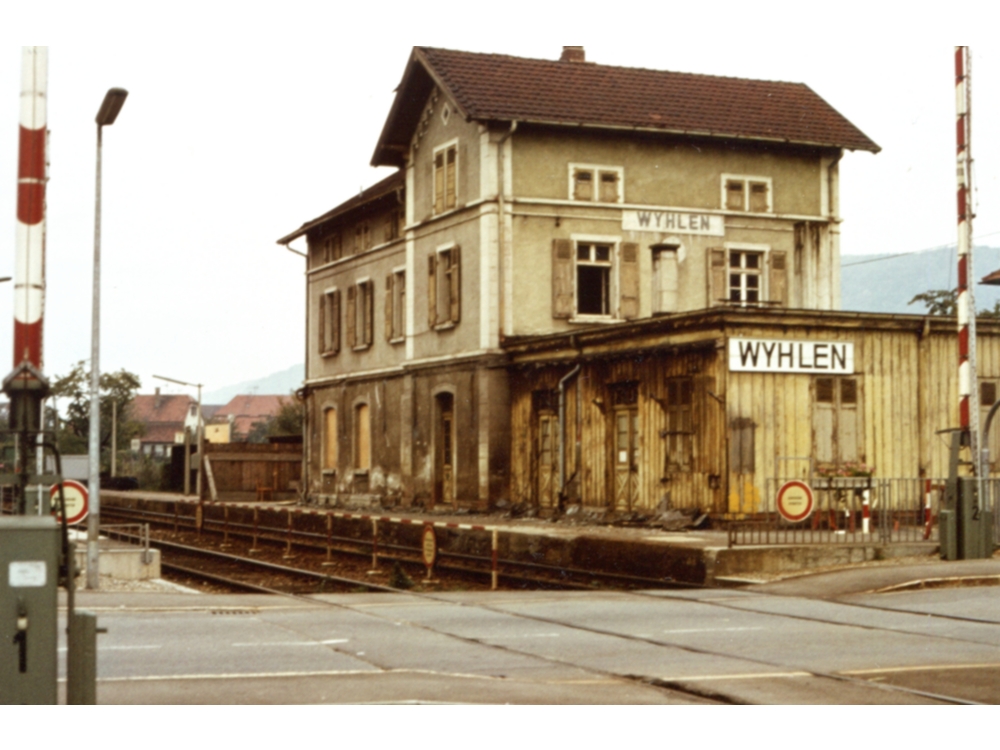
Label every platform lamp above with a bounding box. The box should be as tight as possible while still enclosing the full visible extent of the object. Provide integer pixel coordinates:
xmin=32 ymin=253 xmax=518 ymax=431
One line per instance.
xmin=87 ymin=87 xmax=128 ymax=591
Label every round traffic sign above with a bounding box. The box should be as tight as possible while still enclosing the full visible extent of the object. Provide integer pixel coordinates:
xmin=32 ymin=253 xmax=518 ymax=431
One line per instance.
xmin=422 ymin=526 xmax=437 ymax=568
xmin=776 ymin=480 xmax=814 ymax=523
xmin=52 ymin=480 xmax=89 ymax=526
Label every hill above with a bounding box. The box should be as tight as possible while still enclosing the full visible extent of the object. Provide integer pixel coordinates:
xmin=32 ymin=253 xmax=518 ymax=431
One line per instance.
xmin=203 ymin=363 xmax=304 ymax=405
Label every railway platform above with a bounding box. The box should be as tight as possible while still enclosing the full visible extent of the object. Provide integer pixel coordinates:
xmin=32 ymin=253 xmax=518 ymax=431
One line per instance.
xmin=95 ymin=490 xmax=976 ymax=587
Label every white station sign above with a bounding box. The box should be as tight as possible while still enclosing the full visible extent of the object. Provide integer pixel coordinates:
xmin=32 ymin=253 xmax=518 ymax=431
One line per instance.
xmin=622 ymin=209 xmax=725 ymax=236
xmin=729 ymin=338 xmax=854 ymax=375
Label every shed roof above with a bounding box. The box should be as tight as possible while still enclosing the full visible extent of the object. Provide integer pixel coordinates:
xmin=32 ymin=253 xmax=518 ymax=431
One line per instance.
xmin=373 ymin=47 xmax=880 ymax=166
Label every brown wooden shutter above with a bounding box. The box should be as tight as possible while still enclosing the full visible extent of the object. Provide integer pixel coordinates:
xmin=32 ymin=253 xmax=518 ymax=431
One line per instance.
xmin=552 ymin=239 xmax=574 ymax=319
xmin=434 ymin=153 xmax=444 ymax=214
xmin=364 ymin=282 xmax=374 ymax=345
xmin=428 ymin=253 xmax=437 ymax=328
xmin=769 ymin=251 xmax=788 ymax=307
xmin=318 ymin=292 xmax=327 ymax=354
xmin=331 ymin=290 xmax=340 ymax=354
xmin=385 ymin=274 xmax=394 ymax=341
xmin=347 ymin=285 xmax=357 ymax=349
xmin=449 ymin=247 xmax=461 ymax=324
xmin=446 ymin=148 xmax=457 ymax=210
xmin=708 ymin=249 xmax=726 ymax=307
xmin=619 ymin=242 xmax=640 ymax=320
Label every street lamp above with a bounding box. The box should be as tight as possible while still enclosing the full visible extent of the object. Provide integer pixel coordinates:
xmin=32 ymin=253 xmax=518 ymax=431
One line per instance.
xmin=153 ymin=375 xmax=203 ymax=500
xmin=87 ymin=87 xmax=128 ymax=591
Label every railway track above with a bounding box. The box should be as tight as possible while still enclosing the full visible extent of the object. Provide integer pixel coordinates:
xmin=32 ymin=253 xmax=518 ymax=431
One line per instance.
xmin=101 ymin=501 xmax=690 ymax=593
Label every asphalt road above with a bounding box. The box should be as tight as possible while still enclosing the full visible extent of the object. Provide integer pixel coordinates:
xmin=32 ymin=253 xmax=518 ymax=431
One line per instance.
xmin=60 ymin=581 xmax=1000 ymax=704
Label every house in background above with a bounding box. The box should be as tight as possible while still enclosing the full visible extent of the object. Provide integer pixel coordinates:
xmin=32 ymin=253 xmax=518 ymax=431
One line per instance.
xmin=207 ymin=394 xmax=288 ymax=443
xmin=130 ymin=388 xmax=196 ymax=457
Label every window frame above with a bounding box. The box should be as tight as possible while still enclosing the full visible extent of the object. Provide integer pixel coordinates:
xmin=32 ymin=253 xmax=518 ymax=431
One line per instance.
xmin=388 ymin=266 xmax=406 ymax=344
xmin=322 ymin=406 xmax=338 ymax=474
xmin=571 ymin=234 xmax=620 ymax=322
xmin=568 ymin=164 xmax=625 ymax=204
xmin=354 ymin=402 xmax=371 ymax=472
xmin=664 ymin=377 xmax=694 ymax=471
xmin=812 ymin=375 xmax=862 ymax=468
xmin=433 ymin=139 xmax=459 ymax=215
xmin=350 ymin=278 xmax=374 ymax=351
xmin=725 ymin=243 xmax=770 ymax=306
xmin=430 ymin=243 xmax=461 ymax=330
xmin=720 ymin=174 xmax=773 ymax=214
xmin=319 ymin=286 xmax=341 ymax=358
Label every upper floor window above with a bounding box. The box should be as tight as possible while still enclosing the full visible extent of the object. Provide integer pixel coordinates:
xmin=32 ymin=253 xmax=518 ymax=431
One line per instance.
xmin=386 ymin=268 xmax=406 ymax=343
xmin=570 ymin=164 xmax=623 ymax=203
xmin=319 ymin=288 xmax=341 ymax=357
xmin=384 ymin=208 xmax=404 ymax=243
xmin=428 ymin=245 xmax=461 ymax=329
xmin=347 ymin=279 xmax=374 ymax=350
xmin=354 ymin=222 xmax=373 ymax=254
xmin=434 ymin=142 xmax=458 ymax=214
xmin=317 ymin=231 xmax=342 ymax=265
xmin=722 ymin=175 xmax=772 ymax=213
xmin=552 ymin=238 xmax=639 ymax=321
xmin=729 ymin=250 xmax=763 ymax=304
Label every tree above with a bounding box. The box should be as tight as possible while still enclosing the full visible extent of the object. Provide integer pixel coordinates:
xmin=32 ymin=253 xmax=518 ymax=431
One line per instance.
xmin=50 ymin=361 xmax=143 ymax=462
xmin=244 ymin=394 xmax=304 ymax=444
xmin=908 ymin=288 xmax=1000 ymax=319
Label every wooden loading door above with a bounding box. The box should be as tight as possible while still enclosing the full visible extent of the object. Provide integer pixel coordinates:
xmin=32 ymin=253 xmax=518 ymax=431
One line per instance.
xmin=536 ymin=413 xmax=556 ymax=510
xmin=614 ymin=406 xmax=639 ymax=512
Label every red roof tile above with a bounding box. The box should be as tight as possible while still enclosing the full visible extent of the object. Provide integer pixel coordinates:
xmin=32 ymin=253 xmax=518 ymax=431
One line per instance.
xmin=374 ymin=47 xmax=878 ymax=165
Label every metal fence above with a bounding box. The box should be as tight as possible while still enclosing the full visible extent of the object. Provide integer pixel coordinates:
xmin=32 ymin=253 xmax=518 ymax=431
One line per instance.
xmin=727 ymin=477 xmax=956 ymax=547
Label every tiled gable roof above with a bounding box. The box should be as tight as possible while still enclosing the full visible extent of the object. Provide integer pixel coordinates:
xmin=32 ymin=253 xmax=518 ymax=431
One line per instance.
xmin=373 ymin=47 xmax=878 ymax=165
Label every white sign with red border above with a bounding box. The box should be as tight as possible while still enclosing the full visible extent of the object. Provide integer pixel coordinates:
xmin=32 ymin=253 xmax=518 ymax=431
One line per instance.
xmin=52 ymin=479 xmax=88 ymax=526
xmin=775 ymin=480 xmax=814 ymax=523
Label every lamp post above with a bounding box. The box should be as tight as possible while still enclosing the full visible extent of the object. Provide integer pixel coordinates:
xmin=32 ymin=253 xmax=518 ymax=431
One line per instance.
xmin=87 ymin=87 xmax=128 ymax=591
xmin=153 ymin=375 xmax=203 ymax=499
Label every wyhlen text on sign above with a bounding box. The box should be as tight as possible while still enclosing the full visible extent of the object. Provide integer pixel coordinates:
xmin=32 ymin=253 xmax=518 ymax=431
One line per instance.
xmin=729 ymin=338 xmax=854 ymax=374
xmin=622 ymin=209 xmax=724 ymax=236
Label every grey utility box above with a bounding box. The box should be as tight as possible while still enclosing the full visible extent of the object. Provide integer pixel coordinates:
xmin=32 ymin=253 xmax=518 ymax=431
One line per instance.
xmin=940 ymin=478 xmax=995 ymax=560
xmin=0 ymin=516 xmax=60 ymax=704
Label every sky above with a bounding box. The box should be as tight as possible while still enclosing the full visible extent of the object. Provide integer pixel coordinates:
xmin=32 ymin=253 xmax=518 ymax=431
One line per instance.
xmin=1 ymin=2 xmax=999 ymax=400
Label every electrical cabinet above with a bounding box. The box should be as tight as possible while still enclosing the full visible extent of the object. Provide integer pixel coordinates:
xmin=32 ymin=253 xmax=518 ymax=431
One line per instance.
xmin=0 ymin=516 xmax=60 ymax=704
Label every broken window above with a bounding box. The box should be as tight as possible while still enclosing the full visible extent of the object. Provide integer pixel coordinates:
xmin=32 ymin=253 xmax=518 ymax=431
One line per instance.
xmin=434 ymin=144 xmax=457 ymax=214
xmin=665 ymin=378 xmax=693 ymax=470
xmin=576 ymin=242 xmax=613 ymax=316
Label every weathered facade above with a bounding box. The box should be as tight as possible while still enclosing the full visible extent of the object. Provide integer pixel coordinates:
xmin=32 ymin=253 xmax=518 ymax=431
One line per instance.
xmin=280 ymin=45 xmax=899 ymax=513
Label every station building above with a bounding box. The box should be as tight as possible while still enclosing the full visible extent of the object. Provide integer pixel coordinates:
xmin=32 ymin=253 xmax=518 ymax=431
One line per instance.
xmin=279 ymin=46 xmax=1000 ymax=517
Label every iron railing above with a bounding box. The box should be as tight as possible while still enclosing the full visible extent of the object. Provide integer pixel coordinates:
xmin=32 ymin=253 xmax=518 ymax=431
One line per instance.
xmin=728 ymin=477 xmax=953 ymax=547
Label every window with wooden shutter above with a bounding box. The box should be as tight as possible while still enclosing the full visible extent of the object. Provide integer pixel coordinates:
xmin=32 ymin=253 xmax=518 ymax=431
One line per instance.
xmin=448 ymin=246 xmax=461 ymax=324
xmin=665 ymin=378 xmax=694 ymax=470
xmin=769 ymin=251 xmax=788 ymax=307
xmin=434 ymin=144 xmax=458 ymax=215
xmin=619 ymin=242 xmax=639 ymax=320
xmin=708 ymin=249 xmax=726 ymax=307
xmin=573 ymin=169 xmax=593 ymax=201
xmin=599 ymin=171 xmax=619 ymax=203
xmin=363 ymin=281 xmax=373 ymax=346
xmin=355 ymin=403 xmax=371 ymax=471
xmin=725 ymin=180 xmax=745 ymax=211
xmin=722 ymin=175 xmax=772 ymax=213
xmin=653 ymin=245 xmax=679 ymax=313
xmin=570 ymin=165 xmax=623 ymax=202
xmin=749 ymin=182 xmax=769 ymax=213
xmin=385 ymin=275 xmax=394 ymax=342
xmin=319 ymin=289 xmax=341 ymax=356
xmin=346 ymin=285 xmax=357 ymax=349
xmin=552 ymin=239 xmax=574 ymax=319
xmin=428 ymin=253 xmax=437 ymax=328
xmin=813 ymin=376 xmax=862 ymax=467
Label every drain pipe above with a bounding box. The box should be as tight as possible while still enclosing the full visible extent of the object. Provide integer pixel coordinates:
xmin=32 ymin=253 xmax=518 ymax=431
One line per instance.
xmin=497 ymin=120 xmax=517 ymax=341
xmin=558 ymin=364 xmax=582 ymax=499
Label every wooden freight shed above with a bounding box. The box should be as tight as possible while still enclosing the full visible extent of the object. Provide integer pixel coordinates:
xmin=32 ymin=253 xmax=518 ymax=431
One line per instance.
xmin=503 ymin=308 xmax=1000 ymax=517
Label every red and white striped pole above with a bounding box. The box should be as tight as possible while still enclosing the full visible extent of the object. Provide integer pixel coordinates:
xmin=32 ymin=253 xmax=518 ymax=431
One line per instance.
xmin=14 ymin=47 xmax=47 ymax=370
xmin=924 ymin=479 xmax=933 ymax=540
xmin=956 ymin=46 xmax=980 ymax=471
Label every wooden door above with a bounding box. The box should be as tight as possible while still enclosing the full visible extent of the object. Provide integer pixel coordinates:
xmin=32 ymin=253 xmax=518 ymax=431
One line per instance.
xmin=536 ymin=413 xmax=556 ymax=509
xmin=435 ymin=393 xmax=455 ymax=508
xmin=614 ymin=407 xmax=639 ymax=512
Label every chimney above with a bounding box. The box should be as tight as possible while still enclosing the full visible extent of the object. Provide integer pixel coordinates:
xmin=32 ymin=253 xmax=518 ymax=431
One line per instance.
xmin=560 ymin=46 xmax=586 ymax=63
xmin=154 ymin=386 xmax=162 ymax=409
